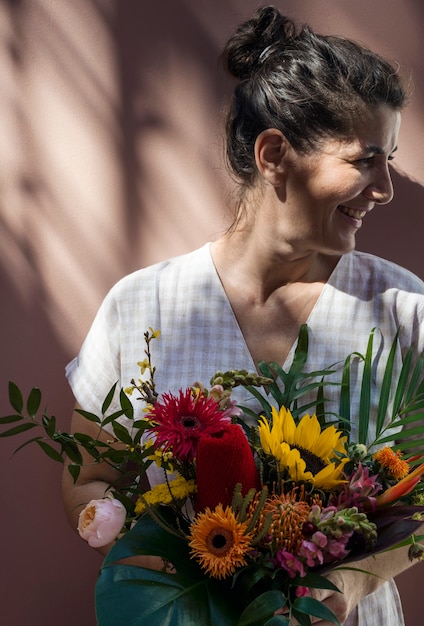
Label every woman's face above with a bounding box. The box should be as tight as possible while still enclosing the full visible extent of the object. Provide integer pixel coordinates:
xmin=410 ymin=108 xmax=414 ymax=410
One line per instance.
xmin=280 ymin=104 xmax=401 ymax=257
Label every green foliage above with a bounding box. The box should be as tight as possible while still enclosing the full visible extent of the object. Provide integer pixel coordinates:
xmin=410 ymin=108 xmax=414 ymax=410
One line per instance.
xmin=96 ymin=510 xmax=338 ymax=626
xmin=0 ymin=381 xmax=154 ymax=513
xmin=245 ymin=324 xmax=424 ymax=455
xmin=240 ymin=325 xmax=340 ymax=424
xmin=3 ymin=324 xmax=424 ymax=626
xmin=292 ymin=597 xmax=340 ymax=625
xmin=97 ymin=510 xmax=240 ymax=626
xmin=339 ymin=329 xmax=424 ymax=454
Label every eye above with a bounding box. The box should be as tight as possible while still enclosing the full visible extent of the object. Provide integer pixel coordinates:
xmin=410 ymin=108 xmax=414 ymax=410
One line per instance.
xmin=354 ymin=156 xmax=374 ymax=166
xmin=354 ymin=153 xmax=395 ymax=166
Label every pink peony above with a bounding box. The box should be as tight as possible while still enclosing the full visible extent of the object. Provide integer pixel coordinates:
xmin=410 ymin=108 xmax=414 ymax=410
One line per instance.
xmin=77 ymin=497 xmax=126 ymax=548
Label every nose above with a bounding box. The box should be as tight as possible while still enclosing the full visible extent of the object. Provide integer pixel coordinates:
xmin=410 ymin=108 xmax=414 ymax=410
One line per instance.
xmin=363 ymin=163 xmax=394 ymax=205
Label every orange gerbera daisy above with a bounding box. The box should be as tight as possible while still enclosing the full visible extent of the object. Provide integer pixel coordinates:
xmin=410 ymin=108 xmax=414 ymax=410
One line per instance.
xmin=188 ymin=504 xmax=253 ymax=579
xmin=373 ymin=447 xmax=410 ymax=481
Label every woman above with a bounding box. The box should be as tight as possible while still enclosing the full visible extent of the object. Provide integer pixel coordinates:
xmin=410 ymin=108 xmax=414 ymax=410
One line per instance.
xmin=62 ymin=7 xmax=424 ymax=625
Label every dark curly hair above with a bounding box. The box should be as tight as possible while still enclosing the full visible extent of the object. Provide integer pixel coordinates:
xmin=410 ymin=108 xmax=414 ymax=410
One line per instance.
xmin=222 ymin=6 xmax=408 ymax=189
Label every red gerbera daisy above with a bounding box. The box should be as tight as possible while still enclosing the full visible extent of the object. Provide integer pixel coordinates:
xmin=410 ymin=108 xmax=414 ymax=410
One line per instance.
xmin=147 ymin=388 xmax=231 ymax=461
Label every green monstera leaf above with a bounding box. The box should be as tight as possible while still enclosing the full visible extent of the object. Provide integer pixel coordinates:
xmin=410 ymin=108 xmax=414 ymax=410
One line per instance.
xmin=95 ymin=510 xmax=241 ymax=626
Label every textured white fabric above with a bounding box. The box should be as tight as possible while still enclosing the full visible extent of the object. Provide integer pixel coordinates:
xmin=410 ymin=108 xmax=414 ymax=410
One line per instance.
xmin=66 ymin=242 xmax=424 ymax=626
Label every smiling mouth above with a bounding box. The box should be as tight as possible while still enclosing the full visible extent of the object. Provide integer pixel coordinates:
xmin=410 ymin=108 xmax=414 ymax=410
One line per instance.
xmin=338 ymin=205 xmax=367 ymax=220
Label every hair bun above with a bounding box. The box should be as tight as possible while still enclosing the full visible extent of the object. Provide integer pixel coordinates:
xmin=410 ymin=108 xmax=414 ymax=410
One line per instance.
xmin=222 ymin=6 xmax=297 ymax=80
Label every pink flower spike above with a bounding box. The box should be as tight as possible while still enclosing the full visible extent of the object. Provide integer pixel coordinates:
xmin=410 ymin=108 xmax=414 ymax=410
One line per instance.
xmin=275 ymin=549 xmax=306 ymax=578
xmin=298 ymin=540 xmax=324 ymax=568
xmin=311 ymin=531 xmax=327 ymax=549
xmin=326 ymin=535 xmax=351 ymax=559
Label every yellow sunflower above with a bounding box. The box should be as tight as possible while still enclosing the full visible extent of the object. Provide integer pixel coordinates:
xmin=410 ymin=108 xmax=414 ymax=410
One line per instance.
xmin=258 ymin=406 xmax=348 ymax=489
xmin=188 ymin=504 xmax=253 ymax=579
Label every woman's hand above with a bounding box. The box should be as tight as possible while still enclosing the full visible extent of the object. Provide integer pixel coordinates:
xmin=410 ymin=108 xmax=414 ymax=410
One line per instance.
xmin=304 ymin=568 xmax=362 ymax=625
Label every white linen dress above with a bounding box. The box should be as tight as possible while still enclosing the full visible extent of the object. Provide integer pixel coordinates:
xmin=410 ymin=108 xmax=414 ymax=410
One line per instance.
xmin=67 ymin=243 xmax=424 ymax=625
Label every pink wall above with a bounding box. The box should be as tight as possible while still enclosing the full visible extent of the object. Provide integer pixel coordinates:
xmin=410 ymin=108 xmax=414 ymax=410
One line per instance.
xmin=1 ymin=1 xmax=423 ymax=624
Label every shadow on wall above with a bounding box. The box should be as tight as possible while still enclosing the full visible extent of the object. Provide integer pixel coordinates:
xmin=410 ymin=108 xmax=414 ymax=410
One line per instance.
xmin=0 ymin=257 xmax=102 ymax=626
xmin=357 ymin=167 xmax=424 ymax=280
xmin=356 ymin=164 xmax=424 ymax=626
xmin=112 ymin=0 xmax=234 ymax=267
xmin=1 ymin=1 xmax=424 ymax=625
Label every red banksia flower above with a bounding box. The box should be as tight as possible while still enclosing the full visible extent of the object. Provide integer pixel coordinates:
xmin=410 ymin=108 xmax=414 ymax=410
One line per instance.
xmin=195 ymin=423 xmax=260 ymax=512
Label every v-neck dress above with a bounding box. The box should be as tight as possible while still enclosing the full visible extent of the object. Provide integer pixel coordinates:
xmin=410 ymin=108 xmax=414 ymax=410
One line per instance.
xmin=66 ymin=243 xmax=424 ymax=626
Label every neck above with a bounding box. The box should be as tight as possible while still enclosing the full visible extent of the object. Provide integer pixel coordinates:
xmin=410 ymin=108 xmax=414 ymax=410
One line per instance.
xmin=211 ymin=231 xmax=340 ymax=303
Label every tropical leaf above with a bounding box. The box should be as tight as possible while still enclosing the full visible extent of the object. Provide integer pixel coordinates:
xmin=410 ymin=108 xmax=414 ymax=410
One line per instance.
xmin=237 ymin=590 xmax=287 ymax=626
xmin=292 ymin=597 xmax=340 ymax=625
xmin=338 ymin=354 xmax=352 ymax=434
xmin=390 ymin=347 xmax=413 ymax=419
xmin=263 ymin=617 xmax=290 ymax=626
xmin=375 ymin=330 xmax=399 ymax=436
xmin=96 ymin=511 xmax=241 ymax=626
xmin=338 ymin=328 xmax=424 ymax=452
xmin=255 ymin=325 xmax=340 ymax=423
xmin=292 ymin=573 xmax=340 ymax=592
xmin=357 ymin=330 xmax=375 ymax=444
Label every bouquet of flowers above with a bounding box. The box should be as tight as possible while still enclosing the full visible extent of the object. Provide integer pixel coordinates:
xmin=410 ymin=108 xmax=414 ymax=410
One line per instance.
xmin=2 ymin=326 xmax=424 ymax=626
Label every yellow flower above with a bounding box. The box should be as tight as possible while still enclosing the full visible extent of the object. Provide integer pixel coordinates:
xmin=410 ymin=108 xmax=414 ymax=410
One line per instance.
xmin=137 ymin=359 xmax=151 ymax=374
xmin=373 ymin=447 xmax=410 ymax=480
xmin=134 ymin=476 xmax=196 ymax=515
xmin=258 ymin=406 xmax=348 ymax=489
xmin=188 ymin=504 xmax=253 ymax=579
xmin=149 ymin=327 xmax=161 ymax=339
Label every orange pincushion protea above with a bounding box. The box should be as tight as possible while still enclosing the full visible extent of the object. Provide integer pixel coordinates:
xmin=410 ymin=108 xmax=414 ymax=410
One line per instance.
xmin=257 ymin=488 xmax=316 ymax=554
xmin=373 ymin=447 xmax=410 ymax=481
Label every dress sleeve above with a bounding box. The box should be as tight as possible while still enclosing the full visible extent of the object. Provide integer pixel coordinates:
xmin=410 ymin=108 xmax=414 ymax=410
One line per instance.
xmin=66 ymin=286 xmax=122 ymax=415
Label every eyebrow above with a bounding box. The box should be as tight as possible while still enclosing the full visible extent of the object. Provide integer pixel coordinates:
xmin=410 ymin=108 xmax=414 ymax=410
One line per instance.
xmin=362 ymin=144 xmax=398 ymax=155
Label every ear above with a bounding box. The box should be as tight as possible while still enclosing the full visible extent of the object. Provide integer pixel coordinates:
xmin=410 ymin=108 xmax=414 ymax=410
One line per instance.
xmin=254 ymin=129 xmax=288 ymax=186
